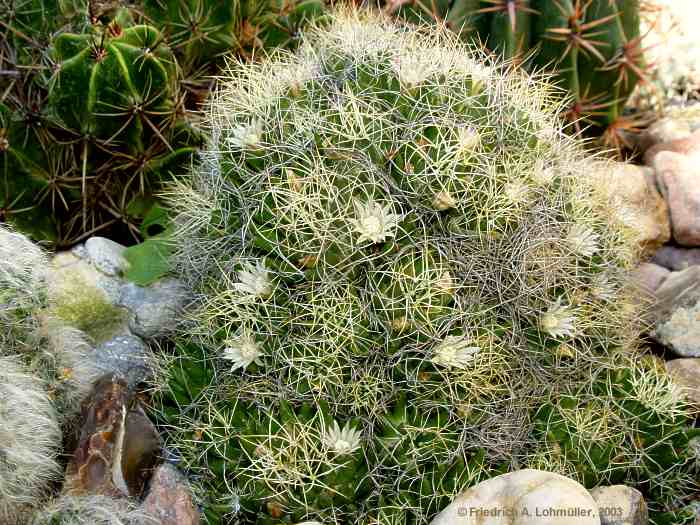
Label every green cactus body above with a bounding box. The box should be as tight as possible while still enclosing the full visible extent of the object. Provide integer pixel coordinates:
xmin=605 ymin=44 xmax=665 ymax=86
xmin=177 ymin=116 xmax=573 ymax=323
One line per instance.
xmin=0 ymin=103 xmax=57 ymax=241
xmin=0 ymin=0 xmax=88 ymax=65
xmin=142 ymin=0 xmax=237 ymax=70
xmin=532 ymin=363 xmax=700 ymax=523
xmin=143 ymin=0 xmax=325 ymax=72
xmin=0 ymin=12 xmax=203 ymax=246
xmin=47 ymin=24 xmax=176 ymax=145
xmin=388 ymin=0 xmax=647 ymax=149
xmin=157 ymin=9 xmax=696 ymax=524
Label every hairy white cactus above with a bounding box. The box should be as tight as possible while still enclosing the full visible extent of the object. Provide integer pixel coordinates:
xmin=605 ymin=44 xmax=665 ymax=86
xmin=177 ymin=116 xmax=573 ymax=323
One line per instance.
xmin=32 ymin=495 xmax=157 ymax=525
xmin=0 ymin=356 xmax=61 ymax=523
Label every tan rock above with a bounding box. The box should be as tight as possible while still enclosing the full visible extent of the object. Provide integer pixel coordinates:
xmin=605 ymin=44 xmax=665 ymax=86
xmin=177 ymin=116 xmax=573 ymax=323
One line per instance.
xmin=603 ymin=163 xmax=671 ymax=254
xmin=644 ymin=129 xmax=700 ymax=165
xmin=589 ymin=485 xmax=648 ymax=525
xmin=430 ymin=469 xmax=600 ymax=525
xmin=142 ymin=463 xmax=200 ymax=525
xmin=666 ymin=358 xmax=700 ymax=407
xmin=654 ymin=151 xmax=700 ymax=246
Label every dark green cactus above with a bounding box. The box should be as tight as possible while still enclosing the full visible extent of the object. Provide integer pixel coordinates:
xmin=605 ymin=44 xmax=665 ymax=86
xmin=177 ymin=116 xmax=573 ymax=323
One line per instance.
xmin=0 ymin=8 xmax=203 ymax=246
xmin=142 ymin=0 xmax=326 ymax=76
xmin=0 ymin=103 xmax=58 ymax=241
xmin=47 ymin=22 xmax=177 ymax=144
xmin=0 ymin=0 xmax=89 ymax=66
xmin=387 ymin=0 xmax=647 ymax=151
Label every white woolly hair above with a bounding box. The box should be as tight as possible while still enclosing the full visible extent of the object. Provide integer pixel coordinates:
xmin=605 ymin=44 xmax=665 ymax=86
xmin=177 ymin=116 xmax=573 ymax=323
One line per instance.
xmin=0 ymin=225 xmax=107 ymax=421
xmin=32 ymin=495 xmax=158 ymax=525
xmin=0 ymin=356 xmax=62 ymax=523
xmin=0 ymin=225 xmax=49 ymax=356
xmin=38 ymin=320 xmax=107 ymax=422
xmin=0 ymin=224 xmax=49 ymax=292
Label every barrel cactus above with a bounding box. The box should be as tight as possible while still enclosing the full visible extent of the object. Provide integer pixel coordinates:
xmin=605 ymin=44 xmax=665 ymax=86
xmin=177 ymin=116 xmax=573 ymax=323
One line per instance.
xmin=156 ymin=8 xmax=696 ymax=524
xmin=386 ymin=0 xmax=648 ymax=151
xmin=0 ymin=0 xmax=88 ymax=67
xmin=0 ymin=11 xmax=202 ymax=246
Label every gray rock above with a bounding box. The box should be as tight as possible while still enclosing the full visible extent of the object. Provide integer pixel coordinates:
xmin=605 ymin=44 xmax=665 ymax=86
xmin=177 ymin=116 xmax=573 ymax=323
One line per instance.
xmin=631 ymin=263 xmax=671 ymax=296
xmin=654 ymin=151 xmax=700 ymax=247
xmin=665 ymin=358 xmax=700 ymax=407
xmin=118 ymin=278 xmax=187 ymax=339
xmin=71 ymin=243 xmax=89 ymax=260
xmin=589 ymin=485 xmax=648 ymax=525
xmin=142 ymin=463 xmax=200 ymax=525
xmin=651 ymin=245 xmax=700 ymax=271
xmin=85 ymin=237 xmax=129 ymax=276
xmin=653 ymin=266 xmax=700 ymax=357
xmin=94 ymin=335 xmax=152 ymax=388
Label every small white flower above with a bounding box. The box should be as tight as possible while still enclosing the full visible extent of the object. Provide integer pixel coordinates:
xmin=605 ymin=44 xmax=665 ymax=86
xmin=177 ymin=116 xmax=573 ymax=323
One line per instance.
xmin=530 ymin=160 xmax=556 ymax=186
xmin=233 ymin=261 xmax=272 ymax=298
xmin=221 ymin=333 xmax=263 ymax=371
xmin=227 ymin=120 xmax=263 ymax=149
xmin=350 ymin=200 xmax=401 ymax=244
xmin=432 ymin=190 xmax=457 ymax=211
xmin=391 ymin=52 xmax=436 ymax=87
xmin=503 ymin=180 xmax=531 ymax=205
xmin=566 ymin=224 xmax=599 ymax=257
xmin=590 ymin=273 xmax=616 ymax=302
xmin=434 ymin=270 xmax=455 ymax=294
xmin=323 ymin=420 xmax=362 ymax=454
xmin=456 ymin=126 xmax=480 ymax=155
xmin=431 ymin=336 xmax=480 ymax=369
xmin=540 ymin=298 xmax=577 ymax=339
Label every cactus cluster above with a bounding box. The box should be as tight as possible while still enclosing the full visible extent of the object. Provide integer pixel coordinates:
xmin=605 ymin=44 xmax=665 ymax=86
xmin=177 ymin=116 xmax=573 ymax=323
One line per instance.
xmin=155 ymin=9 xmax=697 ymax=524
xmin=0 ymin=0 xmax=325 ymax=246
xmin=530 ymin=361 xmax=700 ymax=525
xmin=384 ymin=0 xmax=648 ymax=152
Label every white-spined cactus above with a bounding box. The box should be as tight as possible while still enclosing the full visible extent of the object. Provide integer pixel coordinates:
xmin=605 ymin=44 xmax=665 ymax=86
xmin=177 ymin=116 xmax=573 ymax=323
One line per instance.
xmin=159 ymin=9 xmax=699 ymax=524
xmin=0 ymin=226 xmax=114 ymax=521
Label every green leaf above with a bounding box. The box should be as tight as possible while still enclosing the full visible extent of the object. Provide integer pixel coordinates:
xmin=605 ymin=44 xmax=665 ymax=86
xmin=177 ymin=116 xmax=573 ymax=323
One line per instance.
xmin=122 ymin=234 xmax=174 ymax=285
